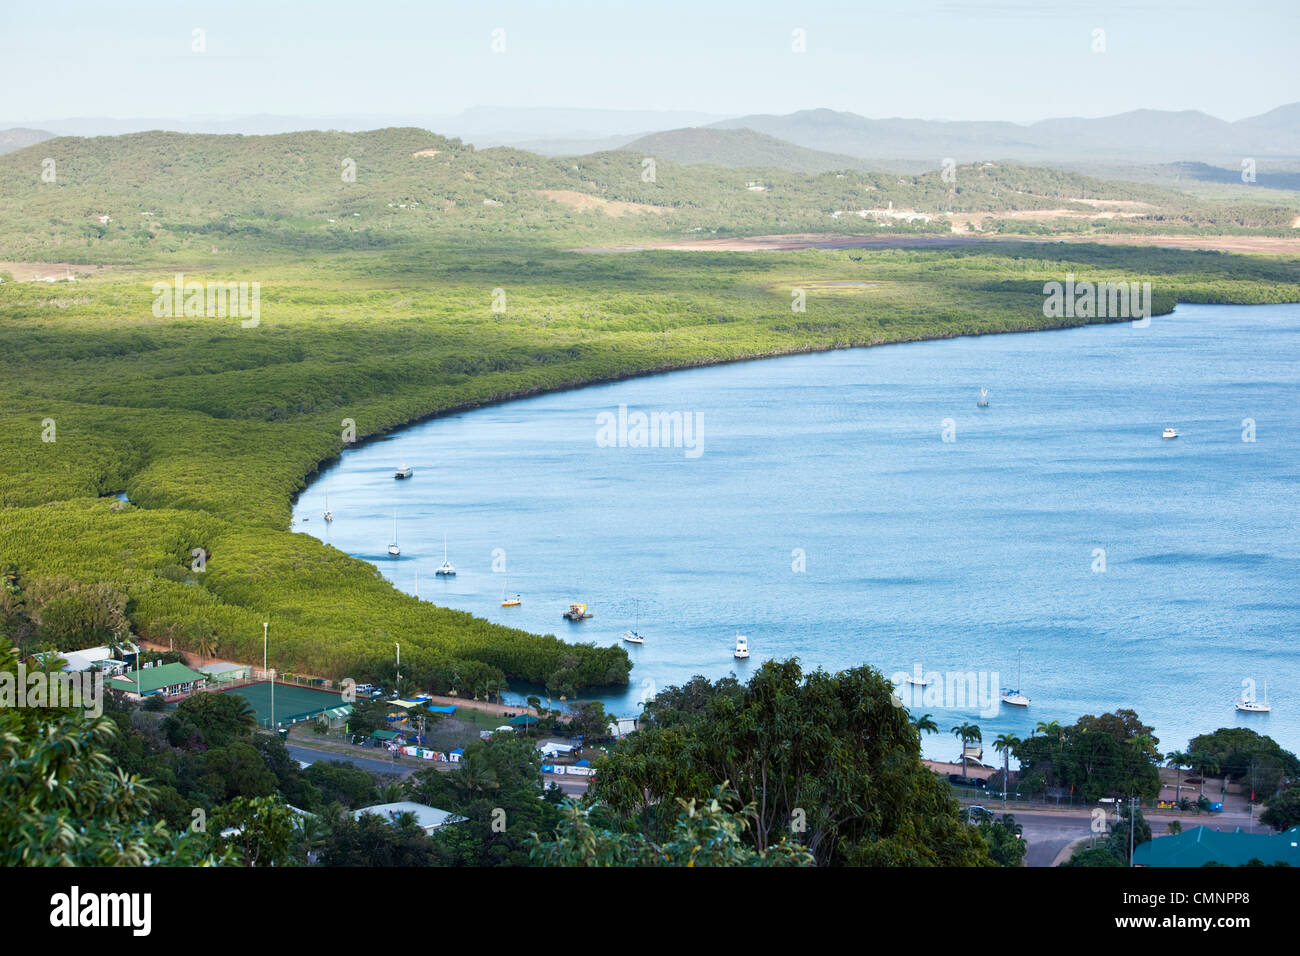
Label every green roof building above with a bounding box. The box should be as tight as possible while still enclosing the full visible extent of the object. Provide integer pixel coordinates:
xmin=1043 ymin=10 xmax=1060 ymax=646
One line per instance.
xmin=109 ymin=662 xmax=207 ymax=698
xmin=1134 ymin=826 xmax=1300 ymax=867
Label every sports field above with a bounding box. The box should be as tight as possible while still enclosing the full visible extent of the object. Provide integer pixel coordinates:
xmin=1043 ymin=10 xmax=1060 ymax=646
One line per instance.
xmin=218 ymin=681 xmax=344 ymax=727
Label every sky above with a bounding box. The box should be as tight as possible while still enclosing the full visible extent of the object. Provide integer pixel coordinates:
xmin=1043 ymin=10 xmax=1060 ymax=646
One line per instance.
xmin=2 ymin=0 xmax=1297 ymax=126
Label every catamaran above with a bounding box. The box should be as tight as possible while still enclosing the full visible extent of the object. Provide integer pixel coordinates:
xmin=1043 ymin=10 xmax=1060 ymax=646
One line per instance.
xmin=1235 ymin=680 xmax=1272 ymax=714
xmin=733 ymin=634 xmax=750 ymax=659
xmin=435 ymin=534 xmax=456 ymax=576
xmin=387 ymin=511 xmax=400 ymax=557
xmin=1001 ymin=652 xmax=1030 ymax=707
xmin=323 ymin=495 xmax=333 ymax=523
xmin=623 ymin=600 xmax=644 ymax=644
xmin=977 ymin=387 xmax=989 ymax=408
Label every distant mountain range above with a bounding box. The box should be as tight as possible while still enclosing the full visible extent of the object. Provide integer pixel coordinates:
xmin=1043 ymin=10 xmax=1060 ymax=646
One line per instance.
xmin=3 ymin=102 xmax=1296 ymax=168
xmin=708 ymin=105 xmax=1300 ymax=164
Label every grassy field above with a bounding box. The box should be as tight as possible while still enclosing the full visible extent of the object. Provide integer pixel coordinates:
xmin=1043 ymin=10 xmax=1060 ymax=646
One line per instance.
xmin=2 ymin=130 xmax=1299 ymax=698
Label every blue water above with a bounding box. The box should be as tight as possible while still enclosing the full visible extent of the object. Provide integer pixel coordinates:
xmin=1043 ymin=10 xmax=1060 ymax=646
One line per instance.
xmin=293 ymin=304 xmax=1300 ymax=759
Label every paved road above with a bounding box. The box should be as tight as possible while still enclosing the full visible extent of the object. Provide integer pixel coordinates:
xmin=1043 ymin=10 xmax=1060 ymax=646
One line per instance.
xmin=287 ymin=743 xmax=416 ymax=779
xmin=544 ymin=773 xmax=590 ymax=797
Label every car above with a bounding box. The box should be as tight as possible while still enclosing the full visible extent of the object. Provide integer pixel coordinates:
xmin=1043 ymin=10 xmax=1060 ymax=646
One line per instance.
xmin=966 ymin=805 xmax=993 ymax=824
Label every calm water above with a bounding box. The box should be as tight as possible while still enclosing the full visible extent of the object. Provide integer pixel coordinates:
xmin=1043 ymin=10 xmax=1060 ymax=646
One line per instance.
xmin=294 ymin=304 xmax=1300 ymax=759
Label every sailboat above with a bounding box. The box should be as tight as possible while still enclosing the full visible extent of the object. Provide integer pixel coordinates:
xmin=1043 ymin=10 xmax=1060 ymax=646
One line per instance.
xmin=500 ymin=561 xmax=520 ymax=606
xmin=323 ymin=495 xmax=333 ymax=522
xmin=1001 ymin=652 xmax=1030 ymax=707
xmin=623 ymin=599 xmax=644 ymax=644
xmin=1235 ymin=680 xmax=1271 ymax=714
xmin=387 ymin=511 xmax=400 ymax=557
xmin=977 ymin=386 xmax=989 ymax=408
xmin=435 ymin=534 xmax=456 ymax=576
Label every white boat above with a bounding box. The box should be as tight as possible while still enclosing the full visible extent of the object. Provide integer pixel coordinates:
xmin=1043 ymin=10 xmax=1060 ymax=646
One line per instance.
xmin=323 ymin=494 xmax=333 ymax=523
xmin=733 ymin=634 xmax=750 ymax=660
xmin=1162 ymin=427 xmax=1179 ymax=439
xmin=904 ymin=674 xmax=933 ymax=687
xmin=623 ymin=600 xmax=645 ymax=644
xmin=394 ymin=464 xmax=413 ymax=479
xmin=1001 ymin=651 xmax=1030 ymax=707
xmin=977 ymin=386 xmax=989 ymax=408
xmin=500 ymin=566 xmax=520 ymax=606
xmin=1236 ymin=680 xmax=1272 ymax=714
xmin=435 ymin=534 xmax=456 ymax=576
xmin=387 ymin=511 xmax=400 ymax=557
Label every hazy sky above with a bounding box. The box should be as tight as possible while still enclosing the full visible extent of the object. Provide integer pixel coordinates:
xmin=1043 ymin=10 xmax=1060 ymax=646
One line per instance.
xmin=2 ymin=0 xmax=1296 ymax=124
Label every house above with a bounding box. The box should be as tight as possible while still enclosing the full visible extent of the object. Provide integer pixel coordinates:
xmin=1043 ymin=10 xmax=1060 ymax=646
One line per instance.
xmin=108 ymin=662 xmax=207 ymax=700
xmin=1133 ymin=826 xmax=1300 ymax=867
xmin=200 ymin=661 xmax=250 ymax=685
xmin=52 ymin=642 xmax=137 ymax=674
xmin=352 ymin=802 xmax=463 ymax=835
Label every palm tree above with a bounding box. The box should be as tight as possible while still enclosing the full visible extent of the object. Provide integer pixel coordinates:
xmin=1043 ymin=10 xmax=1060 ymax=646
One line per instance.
xmin=993 ymin=733 xmax=1020 ymax=802
xmin=191 ymin=619 xmax=218 ymax=663
xmin=1165 ymin=750 xmax=1190 ymax=802
xmin=911 ymin=713 xmax=939 ymax=738
xmin=1034 ymin=719 xmax=1063 ymax=741
xmin=1191 ymin=750 xmax=1219 ymax=798
xmin=951 ymin=722 xmax=982 ymax=778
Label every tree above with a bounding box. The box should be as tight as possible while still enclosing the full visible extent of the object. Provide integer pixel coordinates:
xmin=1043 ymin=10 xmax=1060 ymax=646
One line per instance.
xmin=979 ymin=813 xmax=1026 ymax=867
xmin=1165 ymin=750 xmax=1190 ymax=802
xmin=952 ymin=722 xmax=982 ymax=778
xmin=1108 ymin=802 xmax=1152 ymax=864
xmin=212 ymin=796 xmax=297 ymax=867
xmin=912 ymin=713 xmax=939 ymax=737
xmin=0 ymin=638 xmax=219 ymax=866
xmin=1190 ymin=750 xmax=1219 ymax=798
xmin=163 ymin=691 xmax=256 ymax=750
xmin=530 ymin=791 xmax=814 ymax=867
xmin=319 ymin=812 xmax=437 ymax=867
xmin=593 ymin=660 xmax=991 ymax=866
xmin=993 ymin=733 xmax=1020 ymax=801
xmin=1260 ymin=784 xmax=1300 ymax=832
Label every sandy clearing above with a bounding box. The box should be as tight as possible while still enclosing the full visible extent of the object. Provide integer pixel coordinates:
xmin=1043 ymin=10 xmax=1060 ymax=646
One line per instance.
xmin=537 ymin=189 xmax=667 ymax=217
xmin=412 ymin=148 xmax=441 ymax=157
xmin=0 ymin=261 xmax=115 ymax=282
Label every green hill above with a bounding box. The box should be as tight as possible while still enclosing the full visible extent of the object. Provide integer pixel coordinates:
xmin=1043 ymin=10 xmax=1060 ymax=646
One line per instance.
xmin=623 ymin=127 xmax=876 ymax=173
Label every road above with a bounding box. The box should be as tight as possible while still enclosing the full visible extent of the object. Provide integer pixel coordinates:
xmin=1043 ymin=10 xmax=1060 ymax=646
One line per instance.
xmin=287 ymin=743 xmax=416 ymax=779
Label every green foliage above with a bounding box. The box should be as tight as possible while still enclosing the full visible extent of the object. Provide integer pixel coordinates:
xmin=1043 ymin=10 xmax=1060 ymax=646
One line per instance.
xmin=0 ymin=636 xmax=218 ymax=865
xmin=163 ymin=690 xmax=256 ymax=749
xmin=1014 ymin=709 xmax=1162 ymax=802
xmin=1261 ymin=784 xmax=1300 ymax=832
xmin=318 ymin=810 xmax=437 ymax=867
xmin=1062 ymin=846 xmax=1126 ymax=867
xmin=1187 ymin=727 xmax=1299 ymax=786
xmin=979 ymin=813 xmax=1026 ymax=867
xmin=211 ymin=795 xmax=298 ymax=867
xmin=593 ymin=659 xmax=992 ymax=866
xmin=301 ymin=761 xmax=379 ymax=810
xmin=530 ymin=789 xmax=814 ymax=867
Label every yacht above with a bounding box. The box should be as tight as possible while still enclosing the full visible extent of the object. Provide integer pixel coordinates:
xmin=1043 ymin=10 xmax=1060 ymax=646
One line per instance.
xmin=387 ymin=511 xmax=400 ymax=557
xmin=1162 ymin=427 xmax=1179 ymax=440
xmin=733 ymin=634 xmax=750 ymax=660
xmin=323 ymin=494 xmax=333 ymax=523
xmin=977 ymin=386 xmax=989 ymax=408
xmin=622 ymin=600 xmax=645 ymax=644
xmin=435 ymin=535 xmax=456 ymax=576
xmin=1000 ymin=651 xmax=1030 ymax=707
xmin=904 ymin=674 xmax=933 ymax=687
xmin=1235 ymin=680 xmax=1272 ymax=714
xmin=394 ymin=464 xmax=413 ymax=479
